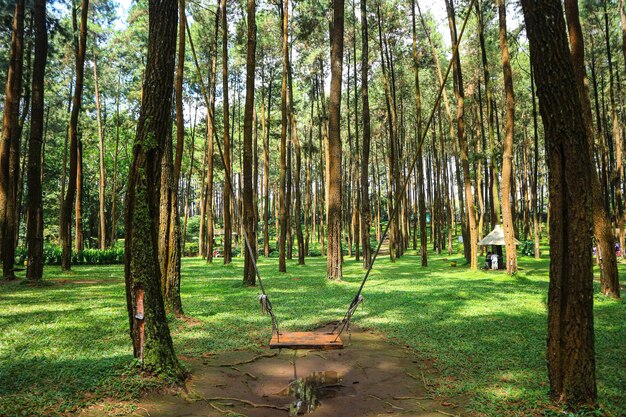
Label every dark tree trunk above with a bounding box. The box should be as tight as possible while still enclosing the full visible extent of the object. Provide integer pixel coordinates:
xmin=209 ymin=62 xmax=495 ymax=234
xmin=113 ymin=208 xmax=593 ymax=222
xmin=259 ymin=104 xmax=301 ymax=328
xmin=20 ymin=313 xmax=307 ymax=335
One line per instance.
xmin=26 ymin=0 xmax=47 ymax=281
xmin=564 ymin=0 xmax=620 ymax=298
xmin=0 ymin=0 xmax=25 ymax=279
xmin=521 ymin=0 xmax=597 ymax=407
xmin=60 ymin=0 xmax=88 ymax=270
xmin=243 ymin=0 xmax=257 ymax=285
xmin=124 ymin=0 xmax=183 ymax=378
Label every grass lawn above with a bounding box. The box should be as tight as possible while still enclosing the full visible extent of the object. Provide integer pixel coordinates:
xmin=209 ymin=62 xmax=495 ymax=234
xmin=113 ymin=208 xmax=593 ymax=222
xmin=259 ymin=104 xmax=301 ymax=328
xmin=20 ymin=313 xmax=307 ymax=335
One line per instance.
xmin=0 ymin=249 xmax=624 ymax=416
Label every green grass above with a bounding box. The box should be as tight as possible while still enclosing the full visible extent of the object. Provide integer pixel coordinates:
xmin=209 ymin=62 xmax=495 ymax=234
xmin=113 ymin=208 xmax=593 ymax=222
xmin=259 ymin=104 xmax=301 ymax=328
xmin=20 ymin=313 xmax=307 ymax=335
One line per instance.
xmin=0 ymin=248 xmax=624 ymax=416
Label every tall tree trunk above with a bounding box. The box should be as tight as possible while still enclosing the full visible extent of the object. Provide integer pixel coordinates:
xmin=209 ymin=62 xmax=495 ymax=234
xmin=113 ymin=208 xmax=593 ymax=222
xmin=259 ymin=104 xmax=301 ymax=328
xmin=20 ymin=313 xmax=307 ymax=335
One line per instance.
xmin=603 ymin=1 xmax=625 ymax=259
xmin=360 ymin=0 xmax=372 ymax=269
xmin=60 ymin=0 xmax=88 ymax=270
xmin=0 ymin=0 xmax=25 ymax=279
xmin=565 ymin=0 xmax=620 ymax=298
xmin=93 ymin=48 xmax=107 ymax=250
xmin=476 ymin=0 xmax=501 ymax=228
xmin=521 ymin=0 xmax=597 ymax=407
xmin=221 ymin=0 xmax=232 ymax=265
xmin=445 ymin=0 xmax=477 ymax=270
xmin=327 ymin=0 xmax=344 ymax=280
xmin=497 ymin=0 xmax=518 ymax=273
xmin=263 ymin=75 xmax=272 ymax=257
xmin=411 ymin=0 xmax=427 ymax=267
xmin=278 ymin=0 xmax=288 ymax=272
xmin=26 ymin=0 xmax=47 ymax=281
xmin=160 ymin=0 xmax=186 ymax=316
xmin=124 ymin=0 xmax=183 ymax=378
xmin=74 ymin=138 xmax=84 ymax=251
xmin=243 ymin=0 xmax=257 ymax=285
xmin=110 ymin=75 xmax=121 ymax=248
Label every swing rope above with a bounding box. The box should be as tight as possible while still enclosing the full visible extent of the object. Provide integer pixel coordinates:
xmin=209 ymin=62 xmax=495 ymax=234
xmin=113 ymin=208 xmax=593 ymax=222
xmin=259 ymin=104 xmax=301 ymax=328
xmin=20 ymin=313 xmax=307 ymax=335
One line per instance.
xmin=332 ymin=0 xmax=476 ymax=340
xmin=186 ymin=17 xmax=280 ymax=338
xmin=185 ymin=0 xmax=475 ymax=343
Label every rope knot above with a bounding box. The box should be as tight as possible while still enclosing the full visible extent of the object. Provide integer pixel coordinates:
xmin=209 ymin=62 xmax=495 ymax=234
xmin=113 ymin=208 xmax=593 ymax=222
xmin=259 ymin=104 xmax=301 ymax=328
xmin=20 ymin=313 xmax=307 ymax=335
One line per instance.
xmin=258 ymin=294 xmax=270 ymax=315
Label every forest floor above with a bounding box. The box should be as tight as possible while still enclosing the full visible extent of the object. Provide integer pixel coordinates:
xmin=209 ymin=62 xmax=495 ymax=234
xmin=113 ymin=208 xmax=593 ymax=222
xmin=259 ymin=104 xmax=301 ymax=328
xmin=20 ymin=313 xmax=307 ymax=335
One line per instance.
xmin=0 ymin=246 xmax=624 ymax=416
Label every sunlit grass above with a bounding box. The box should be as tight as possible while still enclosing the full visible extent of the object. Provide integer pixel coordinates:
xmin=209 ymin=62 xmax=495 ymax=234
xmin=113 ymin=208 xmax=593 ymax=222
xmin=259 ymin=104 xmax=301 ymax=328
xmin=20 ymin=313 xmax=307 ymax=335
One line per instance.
xmin=0 ymin=247 xmax=624 ymax=416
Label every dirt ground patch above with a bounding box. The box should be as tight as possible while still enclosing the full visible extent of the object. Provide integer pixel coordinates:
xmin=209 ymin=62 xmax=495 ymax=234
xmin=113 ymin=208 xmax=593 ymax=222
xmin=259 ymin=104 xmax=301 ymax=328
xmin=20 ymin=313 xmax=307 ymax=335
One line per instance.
xmin=78 ymin=325 xmax=465 ymax=417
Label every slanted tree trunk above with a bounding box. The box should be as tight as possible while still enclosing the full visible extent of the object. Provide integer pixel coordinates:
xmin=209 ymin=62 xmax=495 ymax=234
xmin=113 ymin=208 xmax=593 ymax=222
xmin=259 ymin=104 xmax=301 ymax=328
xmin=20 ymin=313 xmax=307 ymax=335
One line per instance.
xmin=564 ymin=0 xmax=620 ymax=298
xmin=411 ymin=0 xmax=427 ymax=267
xmin=497 ymin=0 xmax=518 ymax=273
xmin=124 ymin=0 xmax=183 ymax=378
xmin=445 ymin=0 xmax=477 ymax=270
xmin=25 ymin=0 xmax=47 ymax=281
xmin=0 ymin=0 xmax=25 ymax=279
xmin=360 ymin=0 xmax=372 ymax=269
xmin=242 ymin=0 xmax=257 ymax=285
xmin=60 ymin=0 xmax=88 ymax=270
xmin=521 ymin=0 xmax=597 ymax=407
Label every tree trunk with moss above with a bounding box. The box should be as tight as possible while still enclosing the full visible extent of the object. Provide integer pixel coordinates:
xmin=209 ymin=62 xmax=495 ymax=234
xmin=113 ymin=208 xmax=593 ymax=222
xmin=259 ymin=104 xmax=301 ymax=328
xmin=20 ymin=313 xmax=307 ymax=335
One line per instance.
xmin=125 ymin=0 xmax=183 ymax=378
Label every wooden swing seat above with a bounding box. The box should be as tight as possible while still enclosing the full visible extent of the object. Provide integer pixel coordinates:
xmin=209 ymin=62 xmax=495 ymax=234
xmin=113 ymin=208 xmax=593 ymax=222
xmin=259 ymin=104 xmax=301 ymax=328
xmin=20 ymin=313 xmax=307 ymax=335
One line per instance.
xmin=269 ymin=332 xmax=343 ymax=350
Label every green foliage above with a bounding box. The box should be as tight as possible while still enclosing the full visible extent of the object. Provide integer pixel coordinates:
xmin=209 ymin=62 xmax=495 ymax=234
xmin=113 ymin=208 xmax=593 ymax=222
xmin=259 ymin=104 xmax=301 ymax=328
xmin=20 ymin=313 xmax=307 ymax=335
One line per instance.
xmin=521 ymin=240 xmax=535 ymax=256
xmin=15 ymin=245 xmax=125 ymax=266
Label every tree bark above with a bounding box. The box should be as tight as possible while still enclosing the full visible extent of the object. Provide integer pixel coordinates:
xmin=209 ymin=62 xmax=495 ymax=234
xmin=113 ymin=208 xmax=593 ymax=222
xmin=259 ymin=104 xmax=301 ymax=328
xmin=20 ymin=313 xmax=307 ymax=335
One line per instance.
xmin=327 ymin=0 xmax=344 ymax=280
xmin=26 ymin=0 xmax=47 ymax=281
xmin=278 ymin=0 xmax=289 ymax=272
xmin=564 ymin=0 xmax=620 ymax=298
xmin=0 ymin=0 xmax=25 ymax=279
xmin=411 ymin=0 xmax=427 ymax=267
xmin=60 ymin=0 xmax=88 ymax=270
xmin=243 ymin=0 xmax=257 ymax=285
xmin=221 ymin=0 xmax=232 ymax=265
xmin=497 ymin=0 xmax=518 ymax=273
xmin=445 ymin=0 xmax=477 ymax=270
xmin=124 ymin=0 xmax=183 ymax=378
xmin=93 ymin=48 xmax=107 ymax=250
xmin=360 ymin=0 xmax=372 ymax=269
xmin=521 ymin=0 xmax=597 ymax=407
xmin=110 ymin=74 xmax=121 ymax=248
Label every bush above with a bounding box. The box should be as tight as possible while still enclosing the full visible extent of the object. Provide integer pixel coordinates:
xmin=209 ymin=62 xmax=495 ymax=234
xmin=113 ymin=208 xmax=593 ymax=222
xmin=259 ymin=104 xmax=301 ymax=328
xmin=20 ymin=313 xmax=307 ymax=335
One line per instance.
xmin=521 ymin=240 xmax=535 ymax=256
xmin=16 ymin=245 xmax=125 ymax=266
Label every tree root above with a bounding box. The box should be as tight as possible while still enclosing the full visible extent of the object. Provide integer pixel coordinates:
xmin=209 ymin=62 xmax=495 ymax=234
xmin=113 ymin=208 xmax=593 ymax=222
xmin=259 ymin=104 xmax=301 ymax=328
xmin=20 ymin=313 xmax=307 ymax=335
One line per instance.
xmin=197 ymin=397 xmax=289 ymax=412
xmin=219 ymin=352 xmax=277 ymax=367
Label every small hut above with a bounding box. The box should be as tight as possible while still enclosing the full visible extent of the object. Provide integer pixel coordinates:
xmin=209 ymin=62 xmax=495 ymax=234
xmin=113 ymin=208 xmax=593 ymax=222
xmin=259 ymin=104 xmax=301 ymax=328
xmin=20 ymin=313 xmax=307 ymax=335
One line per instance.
xmin=478 ymin=225 xmax=520 ymax=269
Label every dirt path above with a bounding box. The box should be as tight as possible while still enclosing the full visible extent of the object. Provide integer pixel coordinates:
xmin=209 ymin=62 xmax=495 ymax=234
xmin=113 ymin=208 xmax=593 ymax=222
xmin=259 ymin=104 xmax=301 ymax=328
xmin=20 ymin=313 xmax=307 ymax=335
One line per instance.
xmin=79 ymin=325 xmax=465 ymax=417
